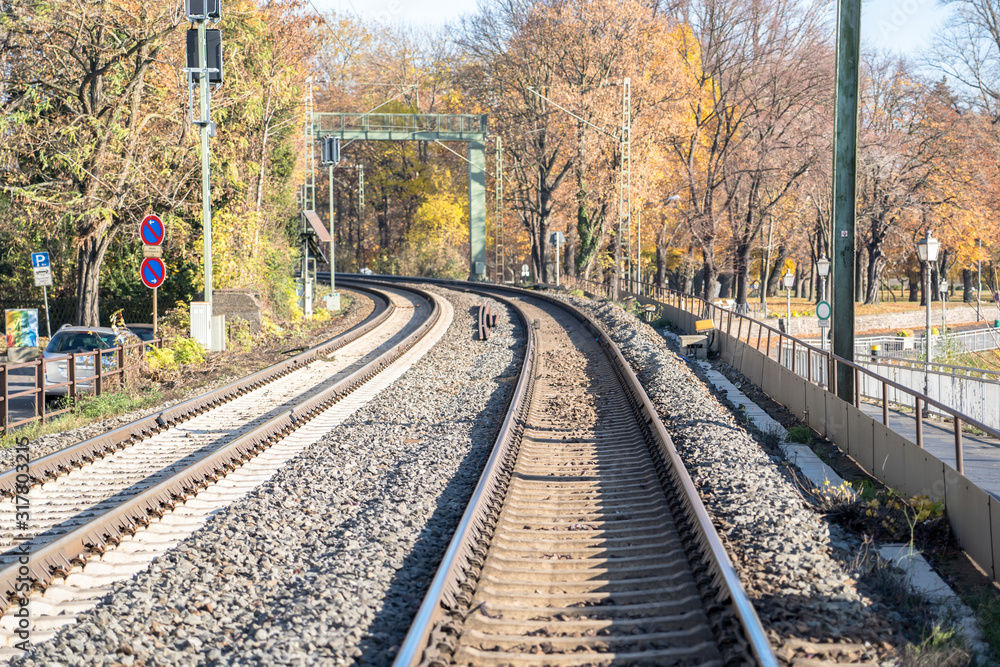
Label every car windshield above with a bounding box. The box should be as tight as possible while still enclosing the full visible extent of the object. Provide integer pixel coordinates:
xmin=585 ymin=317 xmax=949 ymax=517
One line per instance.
xmin=47 ymin=331 xmax=117 ymax=353
xmin=128 ymin=328 xmax=155 ymax=342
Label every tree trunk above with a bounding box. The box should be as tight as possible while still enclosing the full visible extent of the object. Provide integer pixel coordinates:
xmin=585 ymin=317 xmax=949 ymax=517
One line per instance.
xmin=719 ymin=273 xmax=733 ymax=299
xmin=75 ymin=234 xmax=113 ymax=327
xmin=963 ymin=268 xmax=974 ymax=303
xmin=655 ymin=245 xmax=667 ymax=287
xmin=765 ymin=245 xmax=787 ymax=296
xmin=864 ymin=242 xmax=886 ymax=304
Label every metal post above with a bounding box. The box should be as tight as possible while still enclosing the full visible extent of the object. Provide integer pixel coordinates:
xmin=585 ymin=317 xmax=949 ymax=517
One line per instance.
xmin=924 ymin=261 xmax=932 ymax=416
xmin=940 ymin=276 xmax=946 ymax=339
xmin=555 ymin=237 xmax=561 ymax=287
xmin=637 ymin=209 xmax=642 ymax=285
xmin=978 ymin=238 xmax=983 ymax=322
xmin=41 ymin=284 xmax=51 ymax=339
xmin=198 ymin=19 xmax=213 ymax=306
xmin=832 ymin=0 xmax=861 ymax=404
xmin=330 ymin=164 xmax=337 ymax=294
xmin=469 ymin=136 xmax=487 ymax=281
xmin=955 ymin=417 xmax=964 ymax=474
xmin=915 ymin=397 xmax=923 ymax=448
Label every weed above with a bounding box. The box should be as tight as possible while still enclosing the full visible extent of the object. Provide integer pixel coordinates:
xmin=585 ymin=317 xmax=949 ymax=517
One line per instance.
xmin=786 ymin=424 xmax=814 ymax=444
xmin=145 ymin=345 xmax=177 ymax=371
xmin=761 ymin=425 xmax=783 ymax=448
xmin=172 ymin=337 xmax=204 ymax=366
xmin=567 ymin=288 xmax=585 ymax=298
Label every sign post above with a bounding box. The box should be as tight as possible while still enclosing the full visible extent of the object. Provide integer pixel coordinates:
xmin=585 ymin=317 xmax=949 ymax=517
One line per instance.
xmin=31 ymin=252 xmax=52 ymax=338
xmin=140 ymin=215 xmax=166 ymax=336
xmin=816 ymin=300 xmax=832 ymax=351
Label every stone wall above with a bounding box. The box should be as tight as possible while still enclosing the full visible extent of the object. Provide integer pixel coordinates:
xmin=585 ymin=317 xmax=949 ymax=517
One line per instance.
xmin=213 ymin=289 xmax=264 ymax=334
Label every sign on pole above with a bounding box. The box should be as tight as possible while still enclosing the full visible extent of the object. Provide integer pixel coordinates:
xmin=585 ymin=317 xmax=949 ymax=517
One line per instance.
xmin=30 ymin=251 xmax=52 ymax=337
xmin=816 ymin=300 xmax=832 ymax=320
xmin=140 ymin=258 xmax=166 ymax=289
xmin=141 ymin=214 xmax=165 ymax=246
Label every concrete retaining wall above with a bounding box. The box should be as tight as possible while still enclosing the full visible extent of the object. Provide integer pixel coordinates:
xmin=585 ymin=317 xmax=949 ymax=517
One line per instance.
xmin=655 ymin=296 xmax=1000 ymax=582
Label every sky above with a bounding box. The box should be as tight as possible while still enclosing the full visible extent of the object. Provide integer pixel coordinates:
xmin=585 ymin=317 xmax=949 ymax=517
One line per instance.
xmin=319 ymin=0 xmax=955 ymax=57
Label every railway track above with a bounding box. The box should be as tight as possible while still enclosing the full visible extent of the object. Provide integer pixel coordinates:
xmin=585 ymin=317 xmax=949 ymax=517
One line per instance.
xmin=0 ymin=282 xmax=452 ymax=656
xmin=389 ymin=282 xmax=776 ymax=666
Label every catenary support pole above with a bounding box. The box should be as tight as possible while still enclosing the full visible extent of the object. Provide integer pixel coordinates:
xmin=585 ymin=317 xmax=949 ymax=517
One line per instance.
xmin=831 ymin=0 xmax=860 ymax=404
xmin=198 ymin=19 xmax=213 ymax=307
xmin=468 ymin=135 xmax=487 ymax=281
xmin=330 ymin=164 xmax=337 ymax=294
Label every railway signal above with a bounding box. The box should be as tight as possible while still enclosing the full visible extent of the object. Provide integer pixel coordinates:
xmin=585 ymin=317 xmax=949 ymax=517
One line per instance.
xmin=183 ymin=0 xmax=223 ymax=348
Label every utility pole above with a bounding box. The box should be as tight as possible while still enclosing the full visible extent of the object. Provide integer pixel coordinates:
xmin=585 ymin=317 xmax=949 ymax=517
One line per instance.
xmin=301 ymin=78 xmax=315 ymax=315
xmin=495 ymin=136 xmax=504 ymax=283
xmin=831 ymin=0 xmax=860 ymax=403
xmin=616 ymin=77 xmax=631 ymax=300
xmin=357 ymin=164 xmax=365 ymax=270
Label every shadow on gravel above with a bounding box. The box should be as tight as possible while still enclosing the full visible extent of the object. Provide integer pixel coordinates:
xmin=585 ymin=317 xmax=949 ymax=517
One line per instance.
xmin=353 ymin=307 xmax=524 ymax=666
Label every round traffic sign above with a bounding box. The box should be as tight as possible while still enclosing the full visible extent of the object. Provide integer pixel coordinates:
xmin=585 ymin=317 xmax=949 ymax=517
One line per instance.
xmin=816 ymin=300 xmax=832 ymax=320
xmin=140 ymin=257 xmax=166 ymax=289
xmin=141 ymin=214 xmax=164 ymax=246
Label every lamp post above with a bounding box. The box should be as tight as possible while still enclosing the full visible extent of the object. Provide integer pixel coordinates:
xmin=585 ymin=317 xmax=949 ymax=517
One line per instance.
xmin=940 ymin=278 xmax=948 ymax=340
xmin=917 ymin=232 xmax=939 ymax=415
xmin=783 ymin=271 xmax=795 ymax=324
xmin=816 ymin=254 xmax=831 ymax=351
xmin=817 ymin=254 xmax=831 ymax=302
xmin=977 ymin=238 xmax=983 ymax=322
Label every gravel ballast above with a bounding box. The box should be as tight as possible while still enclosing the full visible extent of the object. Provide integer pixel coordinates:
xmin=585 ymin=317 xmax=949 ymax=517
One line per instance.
xmin=13 ymin=286 xmax=522 ymax=667
xmin=560 ymin=295 xmax=908 ymax=665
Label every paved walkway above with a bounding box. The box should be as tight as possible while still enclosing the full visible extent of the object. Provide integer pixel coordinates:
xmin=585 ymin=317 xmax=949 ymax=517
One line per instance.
xmin=857 ymin=401 xmax=1000 ymax=500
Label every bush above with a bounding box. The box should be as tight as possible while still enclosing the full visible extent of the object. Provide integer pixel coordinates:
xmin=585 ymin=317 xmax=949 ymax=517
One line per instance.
xmin=787 ymin=424 xmax=814 ymax=444
xmin=897 ymin=330 xmax=913 ymax=337
xmin=172 ymin=337 xmax=205 ymax=366
xmin=146 ymin=345 xmax=177 ymax=371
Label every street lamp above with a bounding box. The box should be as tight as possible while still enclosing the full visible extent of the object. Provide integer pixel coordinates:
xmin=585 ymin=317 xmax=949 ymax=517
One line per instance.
xmin=916 ymin=232 xmax=939 ymax=363
xmin=917 ymin=231 xmax=939 ymax=416
xmin=816 ymin=254 xmax=831 ymax=302
xmin=783 ymin=271 xmax=795 ymax=325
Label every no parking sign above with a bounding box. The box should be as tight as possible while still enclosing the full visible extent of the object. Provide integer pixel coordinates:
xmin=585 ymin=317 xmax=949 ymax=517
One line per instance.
xmin=140 ymin=257 xmax=166 ymax=289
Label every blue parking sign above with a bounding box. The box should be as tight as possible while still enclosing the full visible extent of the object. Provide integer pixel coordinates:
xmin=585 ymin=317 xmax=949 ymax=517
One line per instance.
xmin=31 ymin=252 xmax=49 ymax=268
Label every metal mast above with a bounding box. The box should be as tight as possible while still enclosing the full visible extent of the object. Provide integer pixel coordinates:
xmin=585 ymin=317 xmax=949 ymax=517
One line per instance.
xmin=616 ymin=78 xmax=631 ymax=299
xmin=495 ymin=136 xmax=504 ymax=283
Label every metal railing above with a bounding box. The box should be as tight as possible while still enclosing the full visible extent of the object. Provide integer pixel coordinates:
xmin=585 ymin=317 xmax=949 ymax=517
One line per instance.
xmin=0 ymin=338 xmax=165 ymax=434
xmin=856 ymin=326 xmax=1000 ymax=360
xmin=568 ymin=276 xmax=1000 ymax=476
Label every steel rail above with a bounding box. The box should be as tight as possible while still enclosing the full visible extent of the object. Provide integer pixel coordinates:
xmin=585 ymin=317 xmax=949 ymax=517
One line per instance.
xmin=356 ymin=276 xmax=776 ymax=667
xmin=0 ymin=285 xmax=394 ymax=498
xmin=0 ymin=284 xmax=442 ymax=613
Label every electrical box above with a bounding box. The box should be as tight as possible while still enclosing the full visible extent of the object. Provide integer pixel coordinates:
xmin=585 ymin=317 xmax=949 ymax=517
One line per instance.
xmin=326 ymin=293 xmax=341 ymax=312
xmin=186 ymin=29 xmax=223 ymax=84
xmin=210 ymin=314 xmax=226 ymax=352
xmin=191 ymin=301 xmax=211 ymax=348
xmin=185 ymin=0 xmax=220 ymax=20
xmin=304 ymin=280 xmax=313 ymax=318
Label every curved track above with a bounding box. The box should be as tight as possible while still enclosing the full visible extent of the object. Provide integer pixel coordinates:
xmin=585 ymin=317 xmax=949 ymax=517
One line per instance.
xmin=0 ymin=282 xmax=450 ymax=655
xmin=366 ymin=279 xmax=777 ymax=667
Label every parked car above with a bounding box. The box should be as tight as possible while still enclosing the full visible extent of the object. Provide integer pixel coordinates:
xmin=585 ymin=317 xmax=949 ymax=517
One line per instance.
xmin=43 ymin=326 xmax=120 ymax=396
xmin=126 ymin=324 xmax=156 ymax=342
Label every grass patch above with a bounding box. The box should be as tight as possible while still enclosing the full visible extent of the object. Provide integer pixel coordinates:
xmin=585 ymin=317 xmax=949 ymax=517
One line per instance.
xmin=0 ymin=388 xmax=163 ymax=450
xmin=786 ymin=424 xmax=814 ymax=444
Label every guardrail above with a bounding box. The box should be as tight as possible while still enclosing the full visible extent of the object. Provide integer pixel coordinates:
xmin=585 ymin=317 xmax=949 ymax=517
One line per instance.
xmin=0 ymin=338 xmax=165 ymax=434
xmin=567 ymin=276 xmax=1000 ymax=581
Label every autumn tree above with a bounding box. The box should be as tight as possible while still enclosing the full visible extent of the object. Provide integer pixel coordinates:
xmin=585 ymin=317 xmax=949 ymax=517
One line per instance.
xmin=0 ymin=0 xmax=188 ymax=325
